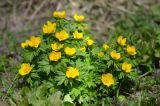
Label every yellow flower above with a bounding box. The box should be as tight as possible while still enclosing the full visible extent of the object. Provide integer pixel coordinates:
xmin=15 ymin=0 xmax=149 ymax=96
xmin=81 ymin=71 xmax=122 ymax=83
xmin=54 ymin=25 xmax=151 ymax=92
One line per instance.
xmin=110 ymin=50 xmax=121 ymax=60
xmin=19 ymin=63 xmax=32 ymax=76
xmin=49 ymin=51 xmax=61 ymax=61
xmin=51 ymin=43 xmax=64 ymax=51
xmin=64 ymin=47 xmax=76 ymax=56
xmin=117 ymin=36 xmax=126 ymax=46
xmin=126 ymin=45 xmax=136 ymax=55
xmin=28 ymin=36 xmax=41 ymax=48
xmin=86 ymin=38 xmax=94 ymax=46
xmin=122 ymin=62 xmax=132 ymax=73
xmin=21 ymin=40 xmax=30 ymax=48
xmin=66 ymin=66 xmax=79 ymax=78
xmin=80 ymin=46 xmax=86 ymax=52
xmin=53 ymin=11 xmax=66 ymax=18
xmin=98 ymin=52 xmax=104 ymax=58
xmin=55 ymin=30 xmax=69 ymax=41
xmin=101 ymin=73 xmax=114 ymax=87
xmin=102 ymin=44 xmax=110 ymax=50
xmin=73 ymin=13 xmax=85 ymax=22
xmin=73 ymin=31 xmax=83 ymax=39
xmin=43 ymin=21 xmax=56 ymax=34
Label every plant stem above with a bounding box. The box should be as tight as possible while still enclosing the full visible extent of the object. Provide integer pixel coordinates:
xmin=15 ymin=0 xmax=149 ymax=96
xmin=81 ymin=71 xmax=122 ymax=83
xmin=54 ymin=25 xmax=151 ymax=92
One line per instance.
xmin=2 ymin=73 xmax=19 ymax=101
xmin=138 ymin=72 xmax=150 ymax=79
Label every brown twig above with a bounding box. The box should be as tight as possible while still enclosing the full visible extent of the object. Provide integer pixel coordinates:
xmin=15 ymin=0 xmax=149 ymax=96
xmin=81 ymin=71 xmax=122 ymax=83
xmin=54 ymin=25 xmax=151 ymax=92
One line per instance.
xmin=24 ymin=0 xmax=33 ymax=18
xmin=30 ymin=0 xmax=48 ymax=20
xmin=138 ymin=72 xmax=150 ymax=79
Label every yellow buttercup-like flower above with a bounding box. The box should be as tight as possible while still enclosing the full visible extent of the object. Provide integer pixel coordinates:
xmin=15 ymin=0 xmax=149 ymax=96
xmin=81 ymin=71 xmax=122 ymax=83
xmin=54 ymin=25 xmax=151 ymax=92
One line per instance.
xmin=51 ymin=43 xmax=64 ymax=51
xmin=66 ymin=66 xmax=79 ymax=78
xmin=19 ymin=63 xmax=32 ymax=76
xmin=122 ymin=62 xmax=132 ymax=73
xmin=117 ymin=36 xmax=126 ymax=46
xmin=64 ymin=47 xmax=76 ymax=56
xmin=43 ymin=21 xmax=56 ymax=34
xmin=126 ymin=45 xmax=136 ymax=55
xmin=28 ymin=36 xmax=41 ymax=48
xmin=21 ymin=40 xmax=30 ymax=48
xmin=53 ymin=11 xmax=66 ymax=18
xmin=73 ymin=31 xmax=83 ymax=39
xmin=102 ymin=44 xmax=110 ymax=50
xmin=110 ymin=50 xmax=121 ymax=60
xmin=80 ymin=46 xmax=86 ymax=52
xmin=86 ymin=38 xmax=94 ymax=46
xmin=101 ymin=73 xmax=114 ymax=87
xmin=98 ymin=52 xmax=104 ymax=58
xmin=49 ymin=51 xmax=61 ymax=61
xmin=55 ymin=30 xmax=69 ymax=41
xmin=73 ymin=13 xmax=85 ymax=22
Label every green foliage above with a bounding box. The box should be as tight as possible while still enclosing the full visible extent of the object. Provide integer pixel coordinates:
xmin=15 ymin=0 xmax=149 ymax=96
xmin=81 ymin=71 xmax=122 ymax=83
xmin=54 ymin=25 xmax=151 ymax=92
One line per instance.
xmin=114 ymin=6 xmax=160 ymax=73
xmin=5 ymin=8 xmax=160 ymax=105
xmin=12 ymin=11 xmax=141 ymax=105
xmin=8 ymin=84 xmax=62 ymax=106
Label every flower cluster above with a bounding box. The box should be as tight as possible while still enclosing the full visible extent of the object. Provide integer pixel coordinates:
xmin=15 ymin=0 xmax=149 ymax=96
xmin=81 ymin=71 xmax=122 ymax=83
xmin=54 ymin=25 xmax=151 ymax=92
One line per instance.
xmin=20 ymin=11 xmax=89 ymax=78
xmin=97 ymin=35 xmax=137 ymax=89
xmin=19 ymin=11 xmax=138 ymax=105
xmin=21 ymin=36 xmax=41 ymax=48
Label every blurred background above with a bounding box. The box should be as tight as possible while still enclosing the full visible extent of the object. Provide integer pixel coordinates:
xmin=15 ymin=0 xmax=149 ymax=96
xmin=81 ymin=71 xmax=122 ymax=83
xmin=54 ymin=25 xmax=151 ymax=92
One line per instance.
xmin=0 ymin=0 xmax=159 ymax=38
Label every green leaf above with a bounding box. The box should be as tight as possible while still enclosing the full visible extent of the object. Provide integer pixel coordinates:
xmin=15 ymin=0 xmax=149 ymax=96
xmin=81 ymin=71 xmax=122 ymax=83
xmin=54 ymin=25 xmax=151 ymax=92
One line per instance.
xmin=63 ymin=94 xmax=74 ymax=106
xmin=63 ymin=102 xmax=75 ymax=106
xmin=151 ymin=4 xmax=160 ymax=17
xmin=118 ymin=95 xmax=126 ymax=102
xmin=55 ymin=71 xmax=66 ymax=85
xmin=31 ymin=73 xmax=40 ymax=79
xmin=38 ymin=60 xmax=49 ymax=66
xmin=107 ymin=60 xmax=113 ymax=68
xmin=70 ymin=88 xmax=81 ymax=98
xmin=27 ymin=77 xmax=33 ymax=85
xmin=119 ymin=72 xmax=125 ymax=79
xmin=20 ymin=87 xmax=30 ymax=96
xmin=39 ymin=43 xmax=49 ymax=52
xmin=39 ymin=64 xmax=53 ymax=75
xmin=57 ymin=76 xmax=66 ymax=85
xmin=48 ymin=91 xmax=62 ymax=106
xmin=8 ymin=98 xmax=17 ymax=106
xmin=22 ymin=50 xmax=35 ymax=62
xmin=36 ymin=85 xmax=48 ymax=99
xmin=155 ymin=49 xmax=160 ymax=58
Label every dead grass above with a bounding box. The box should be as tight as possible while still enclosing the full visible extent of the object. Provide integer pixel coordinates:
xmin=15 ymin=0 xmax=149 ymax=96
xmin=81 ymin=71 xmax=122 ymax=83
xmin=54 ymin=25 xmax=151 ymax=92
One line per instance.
xmin=0 ymin=0 xmax=159 ymax=41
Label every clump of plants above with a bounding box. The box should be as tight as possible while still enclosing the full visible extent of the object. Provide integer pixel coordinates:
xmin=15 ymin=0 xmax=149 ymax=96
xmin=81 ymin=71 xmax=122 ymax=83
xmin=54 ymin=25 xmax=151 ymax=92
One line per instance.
xmin=115 ymin=7 xmax=160 ymax=73
xmin=8 ymin=11 xmax=139 ymax=105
